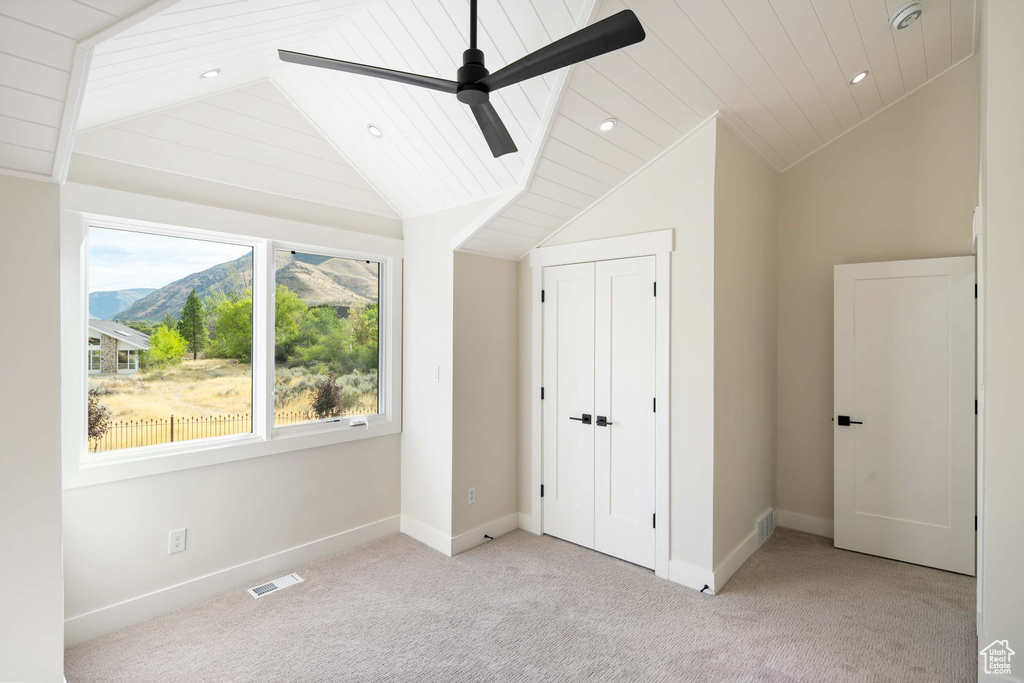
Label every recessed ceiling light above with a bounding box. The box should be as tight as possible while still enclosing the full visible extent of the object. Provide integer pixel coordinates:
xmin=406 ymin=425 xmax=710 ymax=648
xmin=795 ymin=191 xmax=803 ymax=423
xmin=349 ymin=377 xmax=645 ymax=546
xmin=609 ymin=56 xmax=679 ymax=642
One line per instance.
xmin=367 ymin=124 xmax=383 ymax=138
xmin=199 ymin=69 xmax=221 ymax=79
xmin=599 ymin=118 xmax=616 ymax=132
xmin=850 ymin=70 xmax=869 ymax=85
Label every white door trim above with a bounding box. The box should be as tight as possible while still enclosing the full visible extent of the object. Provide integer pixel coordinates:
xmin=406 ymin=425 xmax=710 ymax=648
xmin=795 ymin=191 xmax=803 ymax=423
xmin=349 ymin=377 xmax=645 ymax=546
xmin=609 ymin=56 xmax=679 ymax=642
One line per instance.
xmin=528 ymin=230 xmax=673 ymax=579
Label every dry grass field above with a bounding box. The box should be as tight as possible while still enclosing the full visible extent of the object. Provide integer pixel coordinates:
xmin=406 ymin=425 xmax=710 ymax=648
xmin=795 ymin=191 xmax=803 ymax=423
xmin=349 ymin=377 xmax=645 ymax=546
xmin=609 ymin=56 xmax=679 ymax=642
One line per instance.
xmin=88 ymin=359 xmax=378 ymax=452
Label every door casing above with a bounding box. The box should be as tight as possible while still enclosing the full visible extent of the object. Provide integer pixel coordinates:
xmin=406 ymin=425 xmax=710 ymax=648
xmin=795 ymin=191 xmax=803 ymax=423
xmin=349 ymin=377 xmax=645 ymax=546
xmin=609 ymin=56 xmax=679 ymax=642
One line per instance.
xmin=528 ymin=229 xmax=673 ymax=580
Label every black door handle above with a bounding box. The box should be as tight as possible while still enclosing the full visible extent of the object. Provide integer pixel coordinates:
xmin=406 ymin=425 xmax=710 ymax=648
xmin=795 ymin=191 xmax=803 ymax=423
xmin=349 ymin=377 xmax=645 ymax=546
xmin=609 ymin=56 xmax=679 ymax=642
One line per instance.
xmin=596 ymin=415 xmax=612 ymax=427
xmin=837 ymin=415 xmax=863 ymax=426
xmin=569 ymin=413 xmax=592 ymax=425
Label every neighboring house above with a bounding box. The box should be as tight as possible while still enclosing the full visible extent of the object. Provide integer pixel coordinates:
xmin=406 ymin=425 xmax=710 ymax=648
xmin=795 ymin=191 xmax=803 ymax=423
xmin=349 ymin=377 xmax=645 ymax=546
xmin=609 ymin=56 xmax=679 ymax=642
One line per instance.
xmin=88 ymin=319 xmax=150 ymax=375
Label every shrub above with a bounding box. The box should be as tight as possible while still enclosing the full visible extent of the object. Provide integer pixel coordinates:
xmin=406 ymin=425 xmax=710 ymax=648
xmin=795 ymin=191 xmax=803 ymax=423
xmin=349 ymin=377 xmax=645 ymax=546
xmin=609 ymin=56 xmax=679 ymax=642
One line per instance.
xmin=142 ymin=325 xmax=188 ymax=369
xmin=309 ymin=371 xmax=341 ymax=419
xmin=339 ymin=385 xmax=361 ymax=411
xmin=88 ymin=388 xmax=111 ymax=440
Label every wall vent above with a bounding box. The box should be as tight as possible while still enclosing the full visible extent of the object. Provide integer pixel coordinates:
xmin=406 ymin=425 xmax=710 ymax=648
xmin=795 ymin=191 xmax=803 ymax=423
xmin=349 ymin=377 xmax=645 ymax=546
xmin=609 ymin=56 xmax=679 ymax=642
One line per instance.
xmin=248 ymin=573 xmax=304 ymax=599
xmin=757 ymin=509 xmax=776 ymax=544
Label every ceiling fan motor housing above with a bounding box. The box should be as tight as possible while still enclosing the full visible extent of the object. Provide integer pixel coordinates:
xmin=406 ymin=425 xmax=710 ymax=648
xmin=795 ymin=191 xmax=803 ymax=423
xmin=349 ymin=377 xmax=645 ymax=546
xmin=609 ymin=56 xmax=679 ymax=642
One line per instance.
xmin=457 ymin=49 xmax=490 ymax=104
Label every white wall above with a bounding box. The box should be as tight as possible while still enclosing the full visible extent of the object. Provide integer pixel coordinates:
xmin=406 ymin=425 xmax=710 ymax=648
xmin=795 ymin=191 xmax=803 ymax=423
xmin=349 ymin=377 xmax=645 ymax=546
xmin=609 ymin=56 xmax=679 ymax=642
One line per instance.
xmin=68 ymin=153 xmax=402 ymax=240
xmin=0 ymin=175 xmax=64 ymax=682
xmin=526 ymin=118 xmax=719 ymax=572
xmin=64 ymin=436 xmax=399 ymax=639
xmin=452 ymin=252 xmax=518 ymax=537
xmin=978 ymin=0 xmax=1024 ymax=674
xmin=712 ymin=123 xmax=779 ymax=569
xmin=400 ymin=200 xmax=492 ymax=544
xmin=776 ymin=58 xmax=980 ymax=528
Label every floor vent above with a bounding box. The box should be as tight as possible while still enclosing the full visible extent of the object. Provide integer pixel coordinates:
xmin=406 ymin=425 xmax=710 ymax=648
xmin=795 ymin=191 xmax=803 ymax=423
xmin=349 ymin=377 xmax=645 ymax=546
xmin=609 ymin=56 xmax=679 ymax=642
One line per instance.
xmin=757 ymin=510 xmax=776 ymax=544
xmin=248 ymin=573 xmax=304 ymax=599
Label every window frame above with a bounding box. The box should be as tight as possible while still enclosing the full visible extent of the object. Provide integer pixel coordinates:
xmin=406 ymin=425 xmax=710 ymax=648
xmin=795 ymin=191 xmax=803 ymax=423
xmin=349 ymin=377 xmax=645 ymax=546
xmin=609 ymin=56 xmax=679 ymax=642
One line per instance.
xmin=62 ymin=207 xmax=402 ymax=489
xmin=267 ymin=241 xmax=392 ymax=437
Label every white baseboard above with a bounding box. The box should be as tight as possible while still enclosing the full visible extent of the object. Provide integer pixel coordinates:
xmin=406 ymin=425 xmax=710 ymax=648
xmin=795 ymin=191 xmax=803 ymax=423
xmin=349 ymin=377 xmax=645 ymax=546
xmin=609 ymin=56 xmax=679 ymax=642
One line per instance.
xmin=517 ymin=512 xmax=540 ymax=535
xmin=667 ymin=559 xmax=715 ymax=594
xmin=64 ymin=515 xmax=400 ymax=647
xmin=777 ymin=509 xmax=834 ymax=538
xmin=712 ymin=529 xmax=760 ymax=593
xmin=450 ymin=513 xmax=520 ymax=556
xmin=399 ymin=515 xmax=452 ymax=557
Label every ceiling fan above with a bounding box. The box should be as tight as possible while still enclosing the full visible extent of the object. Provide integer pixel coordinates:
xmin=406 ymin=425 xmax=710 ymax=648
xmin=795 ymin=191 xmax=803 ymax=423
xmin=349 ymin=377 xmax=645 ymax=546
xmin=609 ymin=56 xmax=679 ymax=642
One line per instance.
xmin=278 ymin=1 xmax=645 ymax=158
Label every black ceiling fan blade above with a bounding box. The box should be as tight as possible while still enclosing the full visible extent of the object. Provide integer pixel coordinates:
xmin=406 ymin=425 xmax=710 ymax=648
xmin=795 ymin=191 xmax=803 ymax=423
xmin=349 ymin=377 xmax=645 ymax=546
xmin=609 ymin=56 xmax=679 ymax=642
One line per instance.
xmin=470 ymin=102 xmax=517 ymax=157
xmin=479 ymin=10 xmax=645 ymax=92
xmin=278 ymin=49 xmax=458 ymax=94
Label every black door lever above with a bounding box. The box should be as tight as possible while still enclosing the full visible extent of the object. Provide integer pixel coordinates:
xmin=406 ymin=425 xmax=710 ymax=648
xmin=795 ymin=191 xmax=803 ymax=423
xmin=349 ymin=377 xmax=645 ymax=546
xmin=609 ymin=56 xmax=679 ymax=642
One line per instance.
xmin=837 ymin=415 xmax=863 ymax=426
xmin=596 ymin=415 xmax=612 ymax=427
xmin=569 ymin=413 xmax=592 ymax=425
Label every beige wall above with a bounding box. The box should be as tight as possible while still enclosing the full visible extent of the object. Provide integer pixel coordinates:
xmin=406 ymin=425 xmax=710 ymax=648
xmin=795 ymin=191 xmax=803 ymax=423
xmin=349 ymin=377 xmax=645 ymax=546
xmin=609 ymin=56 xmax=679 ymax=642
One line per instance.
xmin=527 ymin=119 xmax=719 ymax=571
xmin=452 ymin=252 xmax=518 ymax=536
xmin=401 ymin=199 xmax=493 ymax=538
xmin=978 ymin=0 xmax=1024 ymax=668
xmin=776 ymin=57 xmax=980 ymax=524
xmin=0 ymin=175 xmax=64 ymax=682
xmin=712 ymin=123 xmax=779 ymax=568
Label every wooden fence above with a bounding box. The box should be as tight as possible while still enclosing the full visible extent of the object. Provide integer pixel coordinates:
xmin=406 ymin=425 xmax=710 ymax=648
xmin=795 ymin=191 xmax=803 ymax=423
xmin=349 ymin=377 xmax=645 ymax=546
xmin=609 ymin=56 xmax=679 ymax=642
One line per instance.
xmin=88 ymin=410 xmax=363 ymax=453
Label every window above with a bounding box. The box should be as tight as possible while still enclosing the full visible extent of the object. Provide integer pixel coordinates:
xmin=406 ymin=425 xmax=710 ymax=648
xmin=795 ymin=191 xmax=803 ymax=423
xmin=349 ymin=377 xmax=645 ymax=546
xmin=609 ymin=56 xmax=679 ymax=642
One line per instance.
xmin=71 ymin=211 xmax=399 ymax=479
xmin=274 ymin=249 xmax=380 ymax=427
xmin=87 ymin=226 xmax=253 ymax=454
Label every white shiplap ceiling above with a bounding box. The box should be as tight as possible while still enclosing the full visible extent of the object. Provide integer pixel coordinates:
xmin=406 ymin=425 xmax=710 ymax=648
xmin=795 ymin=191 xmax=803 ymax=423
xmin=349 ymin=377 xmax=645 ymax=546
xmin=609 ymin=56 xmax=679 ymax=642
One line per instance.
xmin=77 ymin=0 xmax=369 ymax=131
xmin=1 ymin=0 xmax=979 ymax=250
xmin=457 ymin=0 xmax=979 ymax=260
xmin=74 ymin=80 xmax=397 ymax=217
xmin=273 ymin=0 xmax=590 ymax=216
xmin=0 ymin=0 xmax=168 ymax=180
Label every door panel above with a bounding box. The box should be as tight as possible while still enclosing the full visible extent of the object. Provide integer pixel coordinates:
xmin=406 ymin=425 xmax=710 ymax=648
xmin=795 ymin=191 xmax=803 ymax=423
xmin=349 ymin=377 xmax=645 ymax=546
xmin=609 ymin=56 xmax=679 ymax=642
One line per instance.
xmin=595 ymin=257 xmax=656 ymax=569
xmin=542 ymin=262 xmax=596 ymax=548
xmin=834 ymin=256 xmax=975 ymax=575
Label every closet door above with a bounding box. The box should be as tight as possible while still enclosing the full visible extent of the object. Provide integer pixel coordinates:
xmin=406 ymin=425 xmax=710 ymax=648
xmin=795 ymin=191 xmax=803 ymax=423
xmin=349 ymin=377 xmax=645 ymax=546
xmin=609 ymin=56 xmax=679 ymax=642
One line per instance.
xmin=542 ymin=262 xmax=596 ymax=548
xmin=594 ymin=257 xmax=657 ymax=569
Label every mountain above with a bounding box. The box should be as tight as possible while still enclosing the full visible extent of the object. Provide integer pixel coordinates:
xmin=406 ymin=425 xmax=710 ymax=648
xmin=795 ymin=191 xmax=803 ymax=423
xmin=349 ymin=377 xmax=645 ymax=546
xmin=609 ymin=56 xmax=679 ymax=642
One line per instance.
xmin=88 ymin=288 xmax=157 ymax=320
xmin=274 ymin=252 xmax=378 ymax=307
xmin=114 ymin=252 xmax=377 ymax=322
xmin=115 ymin=253 xmax=253 ymax=321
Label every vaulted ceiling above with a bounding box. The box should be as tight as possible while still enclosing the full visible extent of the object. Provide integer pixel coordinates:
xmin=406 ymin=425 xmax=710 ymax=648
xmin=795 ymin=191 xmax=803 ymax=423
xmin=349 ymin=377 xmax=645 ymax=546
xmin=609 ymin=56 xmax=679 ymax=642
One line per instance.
xmin=1 ymin=0 xmax=978 ymax=259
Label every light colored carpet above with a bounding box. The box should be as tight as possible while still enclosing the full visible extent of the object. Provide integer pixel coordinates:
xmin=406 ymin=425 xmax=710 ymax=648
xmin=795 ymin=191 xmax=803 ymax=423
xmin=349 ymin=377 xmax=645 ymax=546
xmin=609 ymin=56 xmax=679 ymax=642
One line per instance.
xmin=65 ymin=528 xmax=976 ymax=682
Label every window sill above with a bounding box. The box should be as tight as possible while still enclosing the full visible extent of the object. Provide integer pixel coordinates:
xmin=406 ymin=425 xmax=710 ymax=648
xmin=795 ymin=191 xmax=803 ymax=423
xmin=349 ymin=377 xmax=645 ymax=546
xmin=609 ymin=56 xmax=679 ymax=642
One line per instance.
xmin=63 ymin=418 xmax=401 ymax=489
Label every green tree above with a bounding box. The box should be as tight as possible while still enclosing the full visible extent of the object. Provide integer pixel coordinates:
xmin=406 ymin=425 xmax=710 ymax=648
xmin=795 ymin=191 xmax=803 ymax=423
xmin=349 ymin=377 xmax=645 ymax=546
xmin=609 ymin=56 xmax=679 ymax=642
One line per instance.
xmin=207 ymin=294 xmax=253 ymax=361
xmin=160 ymin=313 xmax=177 ymax=330
xmin=177 ymin=289 xmax=208 ymax=360
xmin=142 ymin=325 xmax=188 ymax=368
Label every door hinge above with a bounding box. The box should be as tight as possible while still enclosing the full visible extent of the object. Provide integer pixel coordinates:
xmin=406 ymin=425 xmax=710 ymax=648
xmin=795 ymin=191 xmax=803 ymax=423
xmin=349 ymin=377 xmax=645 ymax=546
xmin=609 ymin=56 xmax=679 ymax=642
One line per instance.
xmin=975 ymin=515 xmax=978 ymax=530
xmin=653 ymin=397 xmax=656 ymax=412
xmin=541 ymin=289 xmax=545 ymax=303
xmin=652 ymin=513 xmax=656 ymax=528
xmin=540 ymin=484 xmax=544 ymax=498
xmin=653 ymin=282 xmax=657 ymax=297
xmin=541 ymin=387 xmax=545 ymax=400
xmin=975 ymin=283 xmax=978 ymax=298
xmin=975 ymin=399 xmax=978 ymax=415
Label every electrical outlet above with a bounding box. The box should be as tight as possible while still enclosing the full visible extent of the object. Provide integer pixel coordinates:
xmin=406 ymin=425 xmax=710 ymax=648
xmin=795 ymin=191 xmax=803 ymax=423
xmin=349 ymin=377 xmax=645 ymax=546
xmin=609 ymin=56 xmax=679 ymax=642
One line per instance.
xmin=468 ymin=487 xmax=476 ymax=505
xmin=168 ymin=528 xmax=186 ymax=554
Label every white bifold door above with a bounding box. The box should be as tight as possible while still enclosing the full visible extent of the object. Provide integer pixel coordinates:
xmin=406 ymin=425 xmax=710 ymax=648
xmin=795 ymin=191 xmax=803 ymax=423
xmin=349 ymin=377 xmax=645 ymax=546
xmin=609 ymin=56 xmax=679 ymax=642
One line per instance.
xmin=542 ymin=256 xmax=656 ymax=569
xmin=834 ymin=256 xmax=975 ymax=575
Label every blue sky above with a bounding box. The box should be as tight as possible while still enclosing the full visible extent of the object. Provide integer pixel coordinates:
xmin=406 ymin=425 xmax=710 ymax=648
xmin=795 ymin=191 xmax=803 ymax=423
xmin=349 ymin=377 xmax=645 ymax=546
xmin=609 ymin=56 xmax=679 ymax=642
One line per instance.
xmin=88 ymin=227 xmax=251 ymax=293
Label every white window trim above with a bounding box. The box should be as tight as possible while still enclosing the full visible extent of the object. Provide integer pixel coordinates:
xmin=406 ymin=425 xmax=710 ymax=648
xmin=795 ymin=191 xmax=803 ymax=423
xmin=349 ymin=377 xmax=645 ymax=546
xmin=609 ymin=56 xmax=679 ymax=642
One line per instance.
xmin=61 ymin=195 xmax=403 ymax=489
